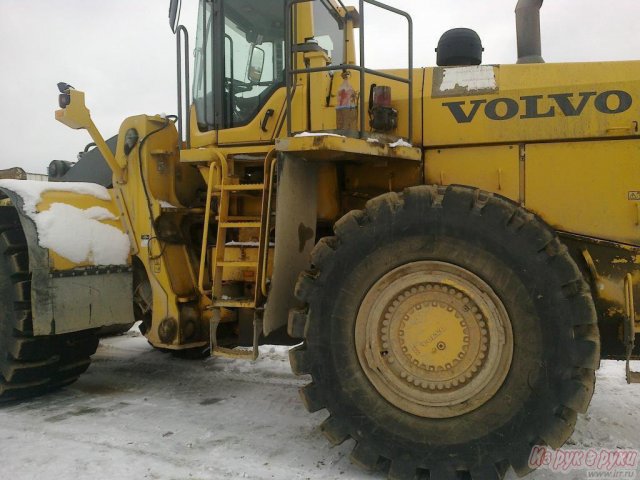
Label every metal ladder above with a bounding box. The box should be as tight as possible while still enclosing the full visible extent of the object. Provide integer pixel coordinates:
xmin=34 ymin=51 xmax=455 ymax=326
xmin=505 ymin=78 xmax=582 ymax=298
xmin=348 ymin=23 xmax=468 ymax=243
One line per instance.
xmin=198 ymin=151 xmax=277 ymax=360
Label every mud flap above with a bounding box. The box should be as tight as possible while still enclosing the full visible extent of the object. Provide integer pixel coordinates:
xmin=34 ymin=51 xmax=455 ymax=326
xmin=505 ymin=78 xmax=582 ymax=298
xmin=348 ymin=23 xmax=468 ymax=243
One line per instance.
xmin=34 ymin=268 xmax=133 ymax=335
xmin=263 ymin=154 xmax=317 ymax=336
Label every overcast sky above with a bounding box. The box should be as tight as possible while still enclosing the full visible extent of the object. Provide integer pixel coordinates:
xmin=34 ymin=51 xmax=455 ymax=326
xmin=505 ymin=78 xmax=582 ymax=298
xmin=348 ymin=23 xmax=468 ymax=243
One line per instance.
xmin=1 ymin=0 xmax=639 ymax=174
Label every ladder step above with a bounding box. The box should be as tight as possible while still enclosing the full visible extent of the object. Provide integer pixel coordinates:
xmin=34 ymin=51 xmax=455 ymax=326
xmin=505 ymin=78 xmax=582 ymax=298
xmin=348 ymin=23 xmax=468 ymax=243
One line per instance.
xmin=217 ymin=261 xmax=259 ymax=268
xmin=217 ymin=216 xmax=261 ymax=222
xmin=212 ymin=346 xmax=258 ymax=360
xmin=212 ymin=298 xmax=256 ymax=308
xmin=219 ymin=222 xmax=262 ymax=229
xmin=209 ymin=312 xmax=262 ymax=362
xmin=161 ymin=206 xmax=206 ymax=214
xmin=216 ymin=183 xmax=265 ymax=191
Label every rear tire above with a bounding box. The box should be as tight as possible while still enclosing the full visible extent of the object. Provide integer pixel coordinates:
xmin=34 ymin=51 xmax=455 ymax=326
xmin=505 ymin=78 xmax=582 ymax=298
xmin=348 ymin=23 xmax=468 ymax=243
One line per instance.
xmin=290 ymin=186 xmax=599 ymax=479
xmin=0 ymin=207 xmax=99 ymax=402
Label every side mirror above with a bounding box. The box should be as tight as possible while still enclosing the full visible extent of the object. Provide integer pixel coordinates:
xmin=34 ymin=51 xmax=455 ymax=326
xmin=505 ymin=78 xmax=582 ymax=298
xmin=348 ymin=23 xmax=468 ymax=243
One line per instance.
xmin=169 ymin=0 xmax=181 ymax=33
xmin=247 ymin=46 xmax=265 ymax=84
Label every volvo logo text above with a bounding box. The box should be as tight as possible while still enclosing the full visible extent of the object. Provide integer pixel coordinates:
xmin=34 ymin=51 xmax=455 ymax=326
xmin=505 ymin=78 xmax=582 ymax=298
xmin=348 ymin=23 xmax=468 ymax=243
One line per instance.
xmin=442 ymin=90 xmax=633 ymax=124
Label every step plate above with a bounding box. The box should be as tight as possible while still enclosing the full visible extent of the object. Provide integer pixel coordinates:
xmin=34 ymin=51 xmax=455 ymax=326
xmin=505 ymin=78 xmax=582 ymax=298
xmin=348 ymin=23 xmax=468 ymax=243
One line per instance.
xmin=213 ymin=346 xmax=258 ymax=361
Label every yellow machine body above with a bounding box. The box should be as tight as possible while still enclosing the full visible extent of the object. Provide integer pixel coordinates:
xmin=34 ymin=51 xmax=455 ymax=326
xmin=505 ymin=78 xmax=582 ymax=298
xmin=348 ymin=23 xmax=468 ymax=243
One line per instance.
xmin=31 ymin=1 xmax=637 ymax=361
xmin=2 ymin=0 xmax=640 ymax=477
xmin=424 ymin=62 xmax=640 ymax=246
xmin=422 ymin=61 xmax=640 ymax=348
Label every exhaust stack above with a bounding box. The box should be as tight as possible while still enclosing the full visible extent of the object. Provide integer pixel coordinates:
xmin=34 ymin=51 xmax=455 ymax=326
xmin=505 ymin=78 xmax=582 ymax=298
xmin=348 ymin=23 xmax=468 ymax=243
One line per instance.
xmin=515 ymin=0 xmax=544 ymax=64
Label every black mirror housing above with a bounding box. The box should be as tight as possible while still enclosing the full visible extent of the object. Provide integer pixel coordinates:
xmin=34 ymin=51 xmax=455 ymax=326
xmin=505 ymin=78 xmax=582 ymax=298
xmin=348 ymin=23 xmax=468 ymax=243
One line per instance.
xmin=169 ymin=0 xmax=181 ymax=33
xmin=247 ymin=46 xmax=266 ymax=84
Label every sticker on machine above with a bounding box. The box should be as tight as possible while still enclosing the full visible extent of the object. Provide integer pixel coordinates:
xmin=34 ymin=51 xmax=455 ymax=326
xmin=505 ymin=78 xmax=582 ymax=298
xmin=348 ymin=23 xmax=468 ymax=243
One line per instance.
xmin=432 ymin=65 xmax=499 ymax=98
xmin=628 ymin=191 xmax=640 ymax=201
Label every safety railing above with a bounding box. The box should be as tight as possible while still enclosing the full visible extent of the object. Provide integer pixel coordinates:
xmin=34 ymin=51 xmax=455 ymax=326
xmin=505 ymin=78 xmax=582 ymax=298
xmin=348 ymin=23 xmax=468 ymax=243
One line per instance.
xmin=284 ymin=0 xmax=413 ymax=140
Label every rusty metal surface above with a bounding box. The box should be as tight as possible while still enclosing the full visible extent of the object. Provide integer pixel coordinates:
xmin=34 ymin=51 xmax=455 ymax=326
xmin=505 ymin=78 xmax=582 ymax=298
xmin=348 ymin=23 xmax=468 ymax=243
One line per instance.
xmin=275 ymin=135 xmax=421 ymax=162
xmin=42 ymin=271 xmax=134 ymax=335
xmin=561 ymin=232 xmax=640 ymax=360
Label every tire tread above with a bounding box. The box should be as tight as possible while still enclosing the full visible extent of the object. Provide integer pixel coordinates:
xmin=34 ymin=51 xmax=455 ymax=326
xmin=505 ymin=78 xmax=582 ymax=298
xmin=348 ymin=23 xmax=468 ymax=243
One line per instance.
xmin=289 ymin=185 xmax=600 ymax=480
xmin=0 ymin=210 xmax=99 ymax=402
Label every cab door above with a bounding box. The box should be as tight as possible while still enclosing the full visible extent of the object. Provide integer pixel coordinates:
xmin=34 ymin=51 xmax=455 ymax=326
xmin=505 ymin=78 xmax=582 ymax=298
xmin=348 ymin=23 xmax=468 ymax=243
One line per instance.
xmin=216 ymin=0 xmax=288 ymax=145
xmin=189 ymin=0 xmax=345 ymax=147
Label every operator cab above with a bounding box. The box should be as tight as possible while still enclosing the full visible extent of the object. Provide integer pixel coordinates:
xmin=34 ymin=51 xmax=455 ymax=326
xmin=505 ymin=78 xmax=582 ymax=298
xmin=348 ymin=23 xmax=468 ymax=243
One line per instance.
xmin=191 ymin=0 xmax=344 ymax=133
xmin=171 ymin=0 xmax=414 ymax=150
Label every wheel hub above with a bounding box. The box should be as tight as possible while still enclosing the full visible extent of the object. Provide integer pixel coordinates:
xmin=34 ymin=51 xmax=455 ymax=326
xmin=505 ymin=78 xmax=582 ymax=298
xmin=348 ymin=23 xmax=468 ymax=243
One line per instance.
xmin=356 ymin=261 xmax=513 ymax=419
xmin=390 ymin=285 xmax=489 ymax=391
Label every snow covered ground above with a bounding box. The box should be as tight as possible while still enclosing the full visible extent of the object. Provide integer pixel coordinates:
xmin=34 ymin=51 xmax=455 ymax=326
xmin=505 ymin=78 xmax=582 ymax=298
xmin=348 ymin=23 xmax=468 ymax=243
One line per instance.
xmin=0 ymin=330 xmax=638 ymax=480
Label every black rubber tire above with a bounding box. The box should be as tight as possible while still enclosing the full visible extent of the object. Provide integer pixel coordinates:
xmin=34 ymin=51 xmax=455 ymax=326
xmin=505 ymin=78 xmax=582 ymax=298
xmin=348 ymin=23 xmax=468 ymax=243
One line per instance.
xmin=289 ymin=185 xmax=600 ymax=480
xmin=0 ymin=207 xmax=99 ymax=402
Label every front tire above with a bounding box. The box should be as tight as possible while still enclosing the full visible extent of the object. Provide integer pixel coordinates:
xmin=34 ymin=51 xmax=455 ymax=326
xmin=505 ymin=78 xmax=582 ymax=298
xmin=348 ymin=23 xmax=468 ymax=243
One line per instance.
xmin=0 ymin=207 xmax=99 ymax=402
xmin=290 ymin=186 xmax=600 ymax=479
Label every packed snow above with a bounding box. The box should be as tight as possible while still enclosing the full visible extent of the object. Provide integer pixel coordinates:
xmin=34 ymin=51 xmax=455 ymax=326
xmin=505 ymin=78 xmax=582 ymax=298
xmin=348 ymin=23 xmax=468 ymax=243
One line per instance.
xmin=0 ymin=330 xmax=638 ymax=480
xmin=293 ymin=133 xmax=412 ymax=149
xmin=389 ymin=138 xmax=413 ymax=148
xmin=226 ymin=241 xmax=261 ymax=247
xmin=294 ymin=132 xmax=345 ymax=138
xmin=439 ymin=65 xmax=497 ymax=93
xmin=366 ymin=137 xmax=413 ymax=149
xmin=34 ymin=203 xmax=130 ymax=265
xmin=0 ymin=180 xmax=130 ymax=265
xmin=158 ymin=200 xmax=179 ymax=209
xmin=0 ymin=179 xmax=111 ymax=215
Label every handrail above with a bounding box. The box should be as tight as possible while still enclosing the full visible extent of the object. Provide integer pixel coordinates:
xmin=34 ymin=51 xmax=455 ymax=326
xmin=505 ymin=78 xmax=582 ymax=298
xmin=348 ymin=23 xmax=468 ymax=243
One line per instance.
xmin=197 ymin=151 xmax=228 ymax=293
xmin=260 ymin=152 xmax=278 ymax=297
xmin=290 ymin=64 xmax=411 ymax=85
xmin=359 ymin=0 xmax=413 ymax=141
xmin=176 ymin=25 xmax=191 ymax=149
xmin=284 ymin=0 xmax=413 ymax=141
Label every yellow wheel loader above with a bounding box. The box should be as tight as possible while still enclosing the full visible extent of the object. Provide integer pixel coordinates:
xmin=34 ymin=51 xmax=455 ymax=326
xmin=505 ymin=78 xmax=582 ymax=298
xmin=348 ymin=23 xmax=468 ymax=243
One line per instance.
xmin=0 ymin=0 xmax=638 ymax=478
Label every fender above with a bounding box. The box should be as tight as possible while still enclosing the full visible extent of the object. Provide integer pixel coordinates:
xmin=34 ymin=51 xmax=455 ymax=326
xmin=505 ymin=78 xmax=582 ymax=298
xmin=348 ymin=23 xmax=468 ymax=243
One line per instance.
xmin=263 ymin=155 xmax=318 ymax=336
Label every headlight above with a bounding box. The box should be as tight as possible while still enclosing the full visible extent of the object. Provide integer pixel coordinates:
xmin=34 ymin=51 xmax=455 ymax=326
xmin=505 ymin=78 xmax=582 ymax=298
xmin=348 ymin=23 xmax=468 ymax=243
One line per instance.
xmin=58 ymin=93 xmax=71 ymax=109
xmin=124 ymin=128 xmax=140 ymax=156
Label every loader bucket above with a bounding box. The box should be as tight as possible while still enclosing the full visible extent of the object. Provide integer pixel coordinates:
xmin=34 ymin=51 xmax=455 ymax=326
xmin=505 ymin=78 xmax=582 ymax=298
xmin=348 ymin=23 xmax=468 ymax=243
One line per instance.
xmin=0 ymin=180 xmax=134 ymax=336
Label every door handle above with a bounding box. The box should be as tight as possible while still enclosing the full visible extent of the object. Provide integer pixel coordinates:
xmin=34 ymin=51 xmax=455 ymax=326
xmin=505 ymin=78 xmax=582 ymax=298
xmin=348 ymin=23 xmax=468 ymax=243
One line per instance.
xmin=261 ymin=109 xmax=275 ymax=132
